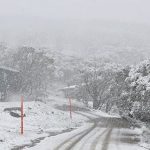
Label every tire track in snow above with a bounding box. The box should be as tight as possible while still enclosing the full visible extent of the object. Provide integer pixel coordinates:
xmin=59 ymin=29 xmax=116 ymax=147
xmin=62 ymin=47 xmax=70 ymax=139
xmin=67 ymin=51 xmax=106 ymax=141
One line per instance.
xmin=101 ymin=128 xmax=112 ymax=150
xmin=78 ymin=127 xmax=101 ymax=150
xmin=90 ymin=129 xmax=108 ymax=150
xmin=64 ymin=122 xmax=97 ymax=150
xmin=54 ymin=128 xmax=89 ymax=150
xmin=116 ymin=129 xmax=121 ymax=150
xmin=54 ymin=112 xmax=99 ymax=150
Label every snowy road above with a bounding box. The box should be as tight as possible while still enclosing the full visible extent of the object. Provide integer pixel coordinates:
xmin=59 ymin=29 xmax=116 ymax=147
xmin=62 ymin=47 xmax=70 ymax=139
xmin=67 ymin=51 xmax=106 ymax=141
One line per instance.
xmin=29 ymin=111 xmax=145 ymax=150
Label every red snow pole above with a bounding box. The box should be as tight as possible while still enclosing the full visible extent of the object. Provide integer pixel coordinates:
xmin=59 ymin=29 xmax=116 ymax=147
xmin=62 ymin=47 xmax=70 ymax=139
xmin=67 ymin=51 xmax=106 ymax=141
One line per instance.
xmin=21 ymin=96 xmax=24 ymax=135
xmin=69 ymin=98 xmax=72 ymax=119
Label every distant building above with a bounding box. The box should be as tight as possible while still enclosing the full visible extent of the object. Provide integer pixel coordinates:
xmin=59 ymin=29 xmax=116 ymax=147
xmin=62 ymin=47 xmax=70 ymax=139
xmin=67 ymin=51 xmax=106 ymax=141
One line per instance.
xmin=0 ymin=66 xmax=20 ymax=101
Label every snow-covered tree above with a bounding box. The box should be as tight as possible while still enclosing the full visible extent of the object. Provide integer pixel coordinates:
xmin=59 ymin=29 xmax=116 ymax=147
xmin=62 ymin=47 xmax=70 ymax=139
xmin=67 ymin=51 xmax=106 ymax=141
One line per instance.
xmin=72 ymin=59 xmax=122 ymax=110
xmin=126 ymin=60 xmax=150 ymax=121
xmin=12 ymin=47 xmax=54 ymax=98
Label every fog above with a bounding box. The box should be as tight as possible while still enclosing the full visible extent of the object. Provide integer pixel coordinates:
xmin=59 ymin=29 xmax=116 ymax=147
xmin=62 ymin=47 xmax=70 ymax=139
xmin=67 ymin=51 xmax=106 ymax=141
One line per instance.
xmin=0 ymin=0 xmax=150 ymax=23
xmin=0 ymin=0 xmax=150 ymax=62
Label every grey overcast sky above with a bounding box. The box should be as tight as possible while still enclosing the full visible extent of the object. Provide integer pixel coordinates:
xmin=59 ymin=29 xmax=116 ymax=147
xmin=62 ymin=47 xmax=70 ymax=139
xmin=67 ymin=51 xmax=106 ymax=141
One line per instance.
xmin=0 ymin=0 xmax=150 ymax=51
xmin=0 ymin=0 xmax=150 ymax=24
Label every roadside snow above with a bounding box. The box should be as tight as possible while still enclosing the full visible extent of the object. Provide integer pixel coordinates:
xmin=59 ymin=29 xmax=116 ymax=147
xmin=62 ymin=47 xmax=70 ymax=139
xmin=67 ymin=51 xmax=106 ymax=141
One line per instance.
xmin=1 ymin=94 xmax=143 ymax=150
xmin=138 ymin=125 xmax=150 ymax=150
xmin=0 ymin=95 xmax=88 ymax=150
xmin=24 ymin=123 xmax=93 ymax=150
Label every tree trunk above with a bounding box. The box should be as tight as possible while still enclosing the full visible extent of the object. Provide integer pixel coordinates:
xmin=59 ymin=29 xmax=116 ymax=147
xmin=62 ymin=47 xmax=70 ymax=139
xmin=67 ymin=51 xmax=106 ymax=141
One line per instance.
xmin=105 ymin=102 xmax=111 ymax=113
xmin=93 ymin=99 xmax=99 ymax=109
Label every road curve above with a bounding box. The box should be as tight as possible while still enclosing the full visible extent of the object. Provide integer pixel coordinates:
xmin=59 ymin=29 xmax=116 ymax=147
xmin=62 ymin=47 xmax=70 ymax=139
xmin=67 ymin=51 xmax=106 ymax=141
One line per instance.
xmin=54 ymin=112 xmax=99 ymax=150
xmin=53 ymin=112 xmax=145 ymax=150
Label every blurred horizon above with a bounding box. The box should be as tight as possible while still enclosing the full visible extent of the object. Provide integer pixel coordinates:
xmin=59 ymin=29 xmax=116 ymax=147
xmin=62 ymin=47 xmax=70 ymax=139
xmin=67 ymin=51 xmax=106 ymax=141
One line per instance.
xmin=0 ymin=0 xmax=150 ymax=65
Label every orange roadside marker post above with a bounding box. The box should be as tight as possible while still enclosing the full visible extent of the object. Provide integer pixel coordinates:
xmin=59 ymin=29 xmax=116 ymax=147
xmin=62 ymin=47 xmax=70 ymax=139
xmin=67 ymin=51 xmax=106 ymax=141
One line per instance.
xmin=21 ymin=96 xmax=24 ymax=135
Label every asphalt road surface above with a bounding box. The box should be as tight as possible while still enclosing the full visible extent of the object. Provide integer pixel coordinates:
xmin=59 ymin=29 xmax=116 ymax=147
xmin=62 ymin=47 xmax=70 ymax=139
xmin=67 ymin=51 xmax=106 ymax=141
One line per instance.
xmin=53 ymin=112 xmax=144 ymax=150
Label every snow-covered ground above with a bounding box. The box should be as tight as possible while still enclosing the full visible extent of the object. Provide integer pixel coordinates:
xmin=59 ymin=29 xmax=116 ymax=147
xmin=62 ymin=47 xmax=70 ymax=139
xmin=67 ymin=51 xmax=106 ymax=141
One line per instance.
xmin=24 ymin=110 xmax=146 ymax=150
xmin=139 ymin=126 xmax=150 ymax=150
xmin=0 ymin=93 xmax=149 ymax=150
xmin=0 ymin=94 xmax=89 ymax=150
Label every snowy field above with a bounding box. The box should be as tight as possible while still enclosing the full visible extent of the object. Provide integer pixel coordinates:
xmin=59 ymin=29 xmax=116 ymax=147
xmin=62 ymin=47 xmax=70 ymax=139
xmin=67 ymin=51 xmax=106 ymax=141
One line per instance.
xmin=0 ymin=94 xmax=88 ymax=150
xmin=0 ymin=93 xmax=149 ymax=150
xmin=23 ymin=107 xmax=147 ymax=150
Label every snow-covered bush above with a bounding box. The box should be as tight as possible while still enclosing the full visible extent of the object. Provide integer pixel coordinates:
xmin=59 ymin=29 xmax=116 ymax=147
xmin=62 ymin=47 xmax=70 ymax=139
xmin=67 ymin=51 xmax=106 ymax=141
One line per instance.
xmin=126 ymin=59 xmax=150 ymax=122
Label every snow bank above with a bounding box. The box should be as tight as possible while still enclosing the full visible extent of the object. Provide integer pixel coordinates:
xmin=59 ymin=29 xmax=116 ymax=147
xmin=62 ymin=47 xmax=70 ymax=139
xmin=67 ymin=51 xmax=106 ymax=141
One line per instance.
xmin=139 ymin=125 xmax=150 ymax=149
xmin=0 ymin=95 xmax=88 ymax=150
